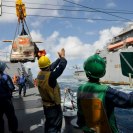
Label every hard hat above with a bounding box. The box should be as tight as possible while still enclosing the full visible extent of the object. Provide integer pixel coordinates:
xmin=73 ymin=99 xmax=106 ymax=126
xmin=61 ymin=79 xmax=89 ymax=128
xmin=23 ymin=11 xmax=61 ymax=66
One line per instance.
xmin=0 ymin=61 xmax=7 ymax=72
xmin=83 ymin=54 xmax=106 ymax=79
xmin=38 ymin=56 xmax=51 ymax=68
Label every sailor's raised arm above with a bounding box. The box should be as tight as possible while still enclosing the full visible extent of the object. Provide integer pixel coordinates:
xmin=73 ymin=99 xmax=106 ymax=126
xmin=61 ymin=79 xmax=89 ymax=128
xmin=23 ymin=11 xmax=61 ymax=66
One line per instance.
xmin=106 ymin=87 xmax=133 ymax=108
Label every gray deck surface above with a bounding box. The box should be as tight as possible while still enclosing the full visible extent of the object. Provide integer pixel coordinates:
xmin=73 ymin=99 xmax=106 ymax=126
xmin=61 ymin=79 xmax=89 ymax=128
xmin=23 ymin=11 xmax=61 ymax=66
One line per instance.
xmin=4 ymin=87 xmax=44 ymax=133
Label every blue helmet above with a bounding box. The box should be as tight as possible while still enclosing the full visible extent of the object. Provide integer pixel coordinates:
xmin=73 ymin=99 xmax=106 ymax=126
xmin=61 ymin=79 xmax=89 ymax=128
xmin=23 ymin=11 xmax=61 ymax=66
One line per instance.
xmin=0 ymin=61 xmax=7 ymax=72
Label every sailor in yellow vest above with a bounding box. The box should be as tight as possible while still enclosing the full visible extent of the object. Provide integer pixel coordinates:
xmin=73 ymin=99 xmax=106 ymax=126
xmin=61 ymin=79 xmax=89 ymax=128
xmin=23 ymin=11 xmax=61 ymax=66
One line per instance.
xmin=37 ymin=48 xmax=67 ymax=133
xmin=77 ymin=54 xmax=133 ymax=133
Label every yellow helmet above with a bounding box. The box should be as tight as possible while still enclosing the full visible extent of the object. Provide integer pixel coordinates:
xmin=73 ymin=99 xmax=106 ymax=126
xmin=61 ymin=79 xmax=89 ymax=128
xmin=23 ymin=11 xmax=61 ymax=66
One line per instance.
xmin=38 ymin=56 xmax=51 ymax=68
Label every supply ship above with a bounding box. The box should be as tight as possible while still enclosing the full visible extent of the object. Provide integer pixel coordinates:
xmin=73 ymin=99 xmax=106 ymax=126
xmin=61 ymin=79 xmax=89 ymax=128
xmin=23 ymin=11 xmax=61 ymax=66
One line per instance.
xmin=74 ymin=24 xmax=133 ymax=86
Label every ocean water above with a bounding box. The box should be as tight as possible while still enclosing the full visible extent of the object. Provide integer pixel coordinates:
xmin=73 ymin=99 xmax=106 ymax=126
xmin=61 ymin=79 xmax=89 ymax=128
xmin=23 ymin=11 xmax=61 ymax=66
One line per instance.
xmin=58 ymin=75 xmax=133 ymax=133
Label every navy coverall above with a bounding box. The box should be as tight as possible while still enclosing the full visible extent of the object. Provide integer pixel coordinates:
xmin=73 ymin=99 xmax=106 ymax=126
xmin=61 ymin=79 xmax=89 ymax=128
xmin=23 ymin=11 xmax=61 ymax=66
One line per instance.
xmin=0 ymin=73 xmax=18 ymax=133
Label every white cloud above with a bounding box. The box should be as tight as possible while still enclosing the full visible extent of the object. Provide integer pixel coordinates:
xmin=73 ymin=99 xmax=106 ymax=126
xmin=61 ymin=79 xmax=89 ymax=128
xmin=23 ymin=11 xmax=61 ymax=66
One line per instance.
xmin=87 ymin=19 xmax=94 ymax=23
xmin=31 ymin=21 xmax=41 ymax=28
xmin=48 ymin=31 xmax=59 ymax=39
xmin=0 ymin=42 xmax=11 ymax=61
xmin=30 ymin=30 xmax=44 ymax=42
xmin=106 ymin=0 xmax=116 ymax=8
xmin=93 ymin=26 xmax=122 ymax=50
xmin=107 ymin=2 xmax=116 ymax=8
xmin=45 ymin=31 xmax=60 ymax=50
xmin=53 ymin=36 xmax=93 ymax=59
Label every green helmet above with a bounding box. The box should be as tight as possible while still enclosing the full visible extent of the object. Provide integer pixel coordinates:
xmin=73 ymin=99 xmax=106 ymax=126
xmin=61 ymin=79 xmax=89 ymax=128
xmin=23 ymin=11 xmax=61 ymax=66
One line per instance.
xmin=83 ymin=54 xmax=106 ymax=79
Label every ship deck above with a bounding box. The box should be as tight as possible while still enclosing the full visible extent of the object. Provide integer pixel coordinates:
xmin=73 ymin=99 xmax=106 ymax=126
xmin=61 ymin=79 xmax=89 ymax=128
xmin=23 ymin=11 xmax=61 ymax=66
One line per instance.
xmin=4 ymin=87 xmax=72 ymax=133
xmin=4 ymin=87 xmax=44 ymax=133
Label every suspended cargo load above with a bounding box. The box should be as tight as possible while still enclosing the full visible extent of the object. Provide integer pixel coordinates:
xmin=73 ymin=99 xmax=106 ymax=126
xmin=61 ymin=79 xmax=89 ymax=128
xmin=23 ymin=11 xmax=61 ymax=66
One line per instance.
xmin=10 ymin=35 xmax=36 ymax=63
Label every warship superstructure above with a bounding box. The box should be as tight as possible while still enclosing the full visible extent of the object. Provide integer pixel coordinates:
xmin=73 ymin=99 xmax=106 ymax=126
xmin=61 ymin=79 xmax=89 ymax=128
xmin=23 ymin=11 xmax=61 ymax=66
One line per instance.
xmin=4 ymin=61 xmax=34 ymax=88
xmin=74 ymin=24 xmax=133 ymax=85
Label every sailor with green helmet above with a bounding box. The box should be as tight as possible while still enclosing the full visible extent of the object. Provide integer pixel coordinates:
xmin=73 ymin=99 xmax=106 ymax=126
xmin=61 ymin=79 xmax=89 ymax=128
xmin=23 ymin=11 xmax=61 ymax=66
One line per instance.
xmin=77 ymin=54 xmax=133 ymax=133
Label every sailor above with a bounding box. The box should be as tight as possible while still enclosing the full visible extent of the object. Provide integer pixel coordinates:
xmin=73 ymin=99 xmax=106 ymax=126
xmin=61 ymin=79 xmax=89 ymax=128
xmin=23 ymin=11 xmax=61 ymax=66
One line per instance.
xmin=18 ymin=73 xmax=27 ymax=97
xmin=77 ymin=54 xmax=133 ymax=133
xmin=37 ymin=48 xmax=67 ymax=133
xmin=0 ymin=61 xmax=23 ymax=133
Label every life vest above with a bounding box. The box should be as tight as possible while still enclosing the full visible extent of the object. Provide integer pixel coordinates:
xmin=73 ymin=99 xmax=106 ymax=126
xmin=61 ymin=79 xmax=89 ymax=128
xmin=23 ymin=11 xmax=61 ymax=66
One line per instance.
xmin=37 ymin=71 xmax=61 ymax=106
xmin=80 ymin=99 xmax=112 ymax=133
xmin=77 ymin=82 xmax=118 ymax=133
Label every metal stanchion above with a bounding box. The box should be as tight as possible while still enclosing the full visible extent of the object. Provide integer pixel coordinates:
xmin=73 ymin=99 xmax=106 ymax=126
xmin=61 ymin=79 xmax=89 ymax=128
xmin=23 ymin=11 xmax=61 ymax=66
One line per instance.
xmin=129 ymin=73 xmax=133 ymax=88
xmin=62 ymin=88 xmax=78 ymax=133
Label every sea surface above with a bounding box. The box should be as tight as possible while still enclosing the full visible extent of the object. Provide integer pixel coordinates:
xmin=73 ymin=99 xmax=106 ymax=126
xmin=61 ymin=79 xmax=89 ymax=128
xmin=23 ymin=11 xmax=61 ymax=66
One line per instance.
xmin=58 ymin=75 xmax=133 ymax=133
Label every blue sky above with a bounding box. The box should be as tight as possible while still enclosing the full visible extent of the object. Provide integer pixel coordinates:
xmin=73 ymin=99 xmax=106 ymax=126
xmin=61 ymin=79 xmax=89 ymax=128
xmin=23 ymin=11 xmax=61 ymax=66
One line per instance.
xmin=0 ymin=0 xmax=133 ymax=78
